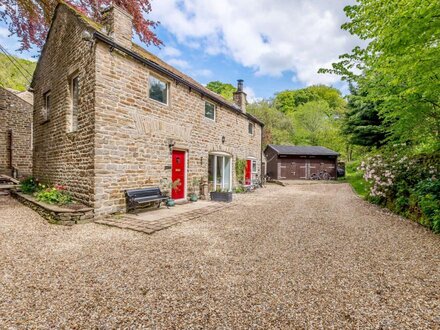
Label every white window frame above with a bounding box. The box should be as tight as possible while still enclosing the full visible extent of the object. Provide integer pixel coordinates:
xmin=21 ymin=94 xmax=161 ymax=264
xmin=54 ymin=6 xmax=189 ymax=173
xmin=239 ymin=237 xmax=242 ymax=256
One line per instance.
xmin=148 ymin=74 xmax=169 ymax=105
xmin=248 ymin=122 xmax=254 ymax=135
xmin=209 ymin=153 xmax=232 ymax=192
xmin=204 ymin=101 xmax=216 ymax=121
xmin=251 ymin=159 xmax=257 ymax=173
xmin=43 ymin=91 xmax=50 ymax=121
xmin=69 ymin=75 xmax=79 ymax=132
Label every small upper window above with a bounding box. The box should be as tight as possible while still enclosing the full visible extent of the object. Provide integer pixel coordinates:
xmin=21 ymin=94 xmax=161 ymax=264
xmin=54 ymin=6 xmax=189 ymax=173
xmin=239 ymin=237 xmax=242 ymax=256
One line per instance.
xmin=149 ymin=75 xmax=168 ymax=104
xmin=70 ymin=76 xmax=79 ymax=132
xmin=43 ymin=91 xmax=51 ymax=121
xmin=252 ymin=160 xmax=257 ymax=173
xmin=205 ymin=101 xmax=215 ymax=120
xmin=248 ymin=122 xmax=254 ymax=135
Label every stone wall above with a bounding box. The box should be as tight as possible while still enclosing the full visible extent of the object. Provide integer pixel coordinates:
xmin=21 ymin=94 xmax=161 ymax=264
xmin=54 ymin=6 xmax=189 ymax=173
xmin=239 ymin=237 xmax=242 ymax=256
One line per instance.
xmin=94 ymin=42 xmax=262 ymax=216
xmin=0 ymin=87 xmax=33 ymax=178
xmin=12 ymin=191 xmax=94 ymax=225
xmin=32 ymin=5 xmax=96 ymax=206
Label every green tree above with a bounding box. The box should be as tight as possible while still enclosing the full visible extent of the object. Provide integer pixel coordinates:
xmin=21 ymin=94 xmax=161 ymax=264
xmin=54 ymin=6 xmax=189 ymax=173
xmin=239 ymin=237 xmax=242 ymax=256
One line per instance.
xmin=206 ymin=81 xmax=236 ymax=101
xmin=320 ymin=0 xmax=440 ymax=150
xmin=342 ymin=85 xmax=387 ymax=148
xmin=247 ymin=100 xmax=295 ymax=147
xmin=0 ymin=54 xmax=36 ymax=91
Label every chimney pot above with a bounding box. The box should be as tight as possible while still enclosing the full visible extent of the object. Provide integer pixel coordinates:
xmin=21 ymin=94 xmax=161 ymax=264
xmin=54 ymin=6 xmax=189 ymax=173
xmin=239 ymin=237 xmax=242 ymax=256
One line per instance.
xmin=237 ymin=79 xmax=244 ymax=92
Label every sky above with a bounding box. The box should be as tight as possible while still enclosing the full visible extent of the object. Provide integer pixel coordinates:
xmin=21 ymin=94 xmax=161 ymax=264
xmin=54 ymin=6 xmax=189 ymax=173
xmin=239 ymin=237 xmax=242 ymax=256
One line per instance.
xmin=0 ymin=0 xmax=360 ymax=100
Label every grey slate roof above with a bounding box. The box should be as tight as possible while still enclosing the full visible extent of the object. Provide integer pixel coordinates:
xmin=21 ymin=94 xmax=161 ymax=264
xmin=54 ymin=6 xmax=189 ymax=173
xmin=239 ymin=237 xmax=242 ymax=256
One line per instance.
xmin=266 ymin=144 xmax=339 ymax=156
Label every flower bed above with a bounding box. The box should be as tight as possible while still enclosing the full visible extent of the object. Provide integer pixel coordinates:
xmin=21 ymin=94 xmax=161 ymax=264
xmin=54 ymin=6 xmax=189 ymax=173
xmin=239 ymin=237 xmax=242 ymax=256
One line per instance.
xmin=14 ymin=177 xmax=93 ymax=225
xmin=12 ymin=191 xmax=94 ymax=225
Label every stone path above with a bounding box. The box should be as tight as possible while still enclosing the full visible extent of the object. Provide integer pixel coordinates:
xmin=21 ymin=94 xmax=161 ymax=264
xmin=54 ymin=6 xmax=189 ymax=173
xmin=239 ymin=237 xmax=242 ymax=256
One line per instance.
xmin=95 ymin=202 xmax=233 ymax=234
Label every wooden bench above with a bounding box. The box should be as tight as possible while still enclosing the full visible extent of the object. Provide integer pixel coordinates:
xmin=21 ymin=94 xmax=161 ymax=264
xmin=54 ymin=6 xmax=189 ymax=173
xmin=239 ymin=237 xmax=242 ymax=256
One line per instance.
xmin=125 ymin=187 xmax=169 ymax=213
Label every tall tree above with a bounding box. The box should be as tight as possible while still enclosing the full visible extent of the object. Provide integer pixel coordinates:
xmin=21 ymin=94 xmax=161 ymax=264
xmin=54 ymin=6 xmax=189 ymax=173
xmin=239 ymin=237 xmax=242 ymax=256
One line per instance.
xmin=247 ymin=100 xmax=294 ymax=147
xmin=342 ymin=84 xmax=387 ymax=148
xmin=0 ymin=0 xmax=161 ymax=51
xmin=206 ymin=81 xmax=236 ymax=101
xmin=320 ymin=0 xmax=440 ymax=149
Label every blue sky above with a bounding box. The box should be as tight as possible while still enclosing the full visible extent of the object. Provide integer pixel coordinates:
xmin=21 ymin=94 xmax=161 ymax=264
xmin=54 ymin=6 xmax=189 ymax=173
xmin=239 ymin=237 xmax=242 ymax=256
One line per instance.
xmin=0 ymin=0 xmax=359 ymax=100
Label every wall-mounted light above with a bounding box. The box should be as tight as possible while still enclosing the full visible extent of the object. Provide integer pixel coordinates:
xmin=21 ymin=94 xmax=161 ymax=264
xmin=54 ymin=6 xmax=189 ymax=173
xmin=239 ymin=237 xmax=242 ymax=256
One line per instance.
xmin=222 ymin=136 xmax=226 ymax=144
xmin=168 ymin=138 xmax=175 ymax=153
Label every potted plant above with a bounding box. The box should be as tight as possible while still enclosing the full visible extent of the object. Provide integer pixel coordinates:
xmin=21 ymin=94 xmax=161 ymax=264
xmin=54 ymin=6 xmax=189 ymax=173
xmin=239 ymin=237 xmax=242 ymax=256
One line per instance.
xmin=188 ymin=177 xmax=200 ymax=202
xmin=210 ymin=188 xmax=233 ymax=202
xmin=160 ymin=178 xmax=181 ymax=207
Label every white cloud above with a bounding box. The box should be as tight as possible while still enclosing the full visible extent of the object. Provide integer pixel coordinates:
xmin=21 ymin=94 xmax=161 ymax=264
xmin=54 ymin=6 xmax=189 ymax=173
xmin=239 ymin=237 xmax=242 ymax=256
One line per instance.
xmin=0 ymin=27 xmax=9 ymax=38
xmin=150 ymin=0 xmax=360 ymax=86
xmin=244 ymin=86 xmax=261 ymax=103
xmin=166 ymin=58 xmax=191 ymax=70
xmin=160 ymin=45 xmax=182 ymax=57
xmin=192 ymin=68 xmax=213 ymax=78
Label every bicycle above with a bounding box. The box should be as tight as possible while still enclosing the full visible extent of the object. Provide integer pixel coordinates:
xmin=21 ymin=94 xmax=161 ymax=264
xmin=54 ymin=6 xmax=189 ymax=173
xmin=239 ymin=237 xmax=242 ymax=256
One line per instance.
xmin=310 ymin=170 xmax=331 ymax=180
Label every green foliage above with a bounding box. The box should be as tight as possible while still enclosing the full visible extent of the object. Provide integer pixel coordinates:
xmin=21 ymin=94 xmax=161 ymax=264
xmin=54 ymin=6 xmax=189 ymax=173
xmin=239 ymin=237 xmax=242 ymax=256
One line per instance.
xmin=206 ymin=81 xmax=236 ymax=101
xmin=342 ymin=84 xmax=387 ymax=148
xmin=345 ymin=161 xmax=369 ymax=198
xmin=235 ymin=159 xmax=247 ymax=183
xmin=20 ymin=176 xmax=39 ymax=194
xmin=274 ymin=85 xmax=346 ymax=115
xmin=0 ymin=54 xmax=36 ymax=91
xmin=247 ymin=100 xmax=294 ymax=147
xmin=320 ymin=0 xmax=440 ymax=149
xmin=359 ymin=150 xmax=440 ymax=232
xmin=234 ymin=185 xmax=246 ymax=193
xmin=35 ymin=186 xmax=72 ymax=205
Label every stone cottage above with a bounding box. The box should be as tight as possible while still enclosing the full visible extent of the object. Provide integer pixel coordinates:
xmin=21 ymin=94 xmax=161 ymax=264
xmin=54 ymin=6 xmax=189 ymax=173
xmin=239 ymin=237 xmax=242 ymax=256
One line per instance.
xmin=0 ymin=87 xmax=33 ymax=178
xmin=31 ymin=3 xmax=263 ymax=217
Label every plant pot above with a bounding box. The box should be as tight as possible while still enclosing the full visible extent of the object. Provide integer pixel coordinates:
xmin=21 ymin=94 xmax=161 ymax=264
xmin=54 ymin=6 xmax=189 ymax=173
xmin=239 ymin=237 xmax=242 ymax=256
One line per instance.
xmin=210 ymin=191 xmax=233 ymax=203
xmin=166 ymin=199 xmax=175 ymax=207
xmin=189 ymin=194 xmax=198 ymax=202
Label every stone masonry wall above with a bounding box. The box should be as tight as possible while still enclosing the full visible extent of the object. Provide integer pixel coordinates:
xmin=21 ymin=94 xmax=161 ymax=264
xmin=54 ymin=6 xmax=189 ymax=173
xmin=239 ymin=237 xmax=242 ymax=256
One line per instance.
xmin=32 ymin=6 xmax=96 ymax=206
xmin=94 ymin=43 xmax=262 ymax=216
xmin=0 ymin=87 xmax=33 ymax=178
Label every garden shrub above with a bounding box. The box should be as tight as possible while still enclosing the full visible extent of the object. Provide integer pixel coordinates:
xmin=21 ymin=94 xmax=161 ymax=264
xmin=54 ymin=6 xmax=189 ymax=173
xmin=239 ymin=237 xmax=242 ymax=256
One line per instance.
xmin=35 ymin=184 xmax=72 ymax=205
xmin=359 ymin=149 xmax=440 ymax=232
xmin=20 ymin=177 xmax=40 ymax=194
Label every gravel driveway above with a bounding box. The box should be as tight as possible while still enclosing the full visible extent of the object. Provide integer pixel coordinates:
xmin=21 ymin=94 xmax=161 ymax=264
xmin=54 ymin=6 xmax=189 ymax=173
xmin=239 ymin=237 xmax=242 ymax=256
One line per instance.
xmin=1 ymin=183 xmax=439 ymax=329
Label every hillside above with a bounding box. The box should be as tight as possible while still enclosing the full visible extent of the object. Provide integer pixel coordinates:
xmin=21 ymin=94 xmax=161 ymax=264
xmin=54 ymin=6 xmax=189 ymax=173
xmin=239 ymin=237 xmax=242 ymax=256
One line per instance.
xmin=0 ymin=53 xmax=36 ymax=91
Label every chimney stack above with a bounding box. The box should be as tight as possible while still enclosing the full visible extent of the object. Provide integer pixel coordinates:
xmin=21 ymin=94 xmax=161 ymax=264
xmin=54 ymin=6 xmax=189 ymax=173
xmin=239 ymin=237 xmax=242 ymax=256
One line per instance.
xmin=101 ymin=5 xmax=133 ymax=49
xmin=233 ymin=79 xmax=247 ymax=113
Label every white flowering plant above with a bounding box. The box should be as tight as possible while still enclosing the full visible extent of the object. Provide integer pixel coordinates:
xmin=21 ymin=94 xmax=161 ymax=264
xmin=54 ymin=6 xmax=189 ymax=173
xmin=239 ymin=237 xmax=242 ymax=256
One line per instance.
xmin=358 ymin=150 xmax=439 ymax=232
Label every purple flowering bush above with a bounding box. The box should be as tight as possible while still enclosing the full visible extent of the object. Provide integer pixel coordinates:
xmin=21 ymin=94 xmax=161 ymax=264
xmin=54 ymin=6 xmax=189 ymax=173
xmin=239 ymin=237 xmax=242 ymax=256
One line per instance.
xmin=359 ymin=151 xmax=440 ymax=233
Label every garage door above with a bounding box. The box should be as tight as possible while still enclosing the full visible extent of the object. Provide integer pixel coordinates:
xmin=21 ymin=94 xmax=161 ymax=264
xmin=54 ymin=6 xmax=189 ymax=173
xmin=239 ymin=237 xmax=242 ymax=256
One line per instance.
xmin=309 ymin=159 xmax=336 ymax=179
xmin=278 ymin=158 xmax=336 ymax=180
xmin=279 ymin=159 xmax=307 ymax=179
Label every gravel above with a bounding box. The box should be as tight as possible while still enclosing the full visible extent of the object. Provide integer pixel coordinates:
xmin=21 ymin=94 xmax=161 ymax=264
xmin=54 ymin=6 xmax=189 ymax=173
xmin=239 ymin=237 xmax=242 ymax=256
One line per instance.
xmin=1 ymin=183 xmax=439 ymax=329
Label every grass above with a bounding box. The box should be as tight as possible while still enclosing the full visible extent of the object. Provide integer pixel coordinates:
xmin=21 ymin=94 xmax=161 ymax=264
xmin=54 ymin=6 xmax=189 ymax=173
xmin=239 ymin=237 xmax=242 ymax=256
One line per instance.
xmin=343 ymin=161 xmax=369 ymax=198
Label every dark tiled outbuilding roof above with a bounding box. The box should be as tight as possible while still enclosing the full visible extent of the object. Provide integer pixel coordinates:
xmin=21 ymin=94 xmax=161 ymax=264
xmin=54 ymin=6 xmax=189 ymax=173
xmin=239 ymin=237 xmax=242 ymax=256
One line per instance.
xmin=266 ymin=144 xmax=339 ymax=156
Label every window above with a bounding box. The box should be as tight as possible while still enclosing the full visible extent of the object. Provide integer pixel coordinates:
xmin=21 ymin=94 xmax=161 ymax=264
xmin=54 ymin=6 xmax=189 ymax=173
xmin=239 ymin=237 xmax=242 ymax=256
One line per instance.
xmin=69 ymin=76 xmax=79 ymax=132
xmin=205 ymin=101 xmax=215 ymax=120
xmin=248 ymin=122 xmax=254 ymax=135
xmin=208 ymin=154 xmax=232 ymax=192
xmin=252 ymin=160 xmax=257 ymax=173
xmin=43 ymin=91 xmax=50 ymax=121
xmin=149 ymin=75 xmax=168 ymax=104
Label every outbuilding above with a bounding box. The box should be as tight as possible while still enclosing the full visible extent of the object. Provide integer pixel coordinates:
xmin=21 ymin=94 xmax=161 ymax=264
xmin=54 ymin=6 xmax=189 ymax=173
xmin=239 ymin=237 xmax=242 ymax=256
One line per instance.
xmin=264 ymin=145 xmax=339 ymax=180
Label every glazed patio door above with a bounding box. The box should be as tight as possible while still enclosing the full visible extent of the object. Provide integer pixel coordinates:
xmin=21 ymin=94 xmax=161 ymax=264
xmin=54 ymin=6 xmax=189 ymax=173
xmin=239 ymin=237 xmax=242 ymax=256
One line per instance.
xmin=209 ymin=154 xmax=231 ymax=192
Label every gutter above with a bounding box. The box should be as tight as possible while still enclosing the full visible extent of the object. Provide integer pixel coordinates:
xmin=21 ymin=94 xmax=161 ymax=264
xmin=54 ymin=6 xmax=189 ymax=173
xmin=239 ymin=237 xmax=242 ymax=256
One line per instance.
xmin=93 ymin=31 xmax=264 ymax=127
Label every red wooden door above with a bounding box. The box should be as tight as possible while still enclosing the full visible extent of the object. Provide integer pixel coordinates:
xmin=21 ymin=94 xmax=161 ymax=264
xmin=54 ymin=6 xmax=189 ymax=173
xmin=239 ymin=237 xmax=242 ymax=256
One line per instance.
xmin=245 ymin=159 xmax=252 ymax=184
xmin=171 ymin=150 xmax=185 ymax=199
